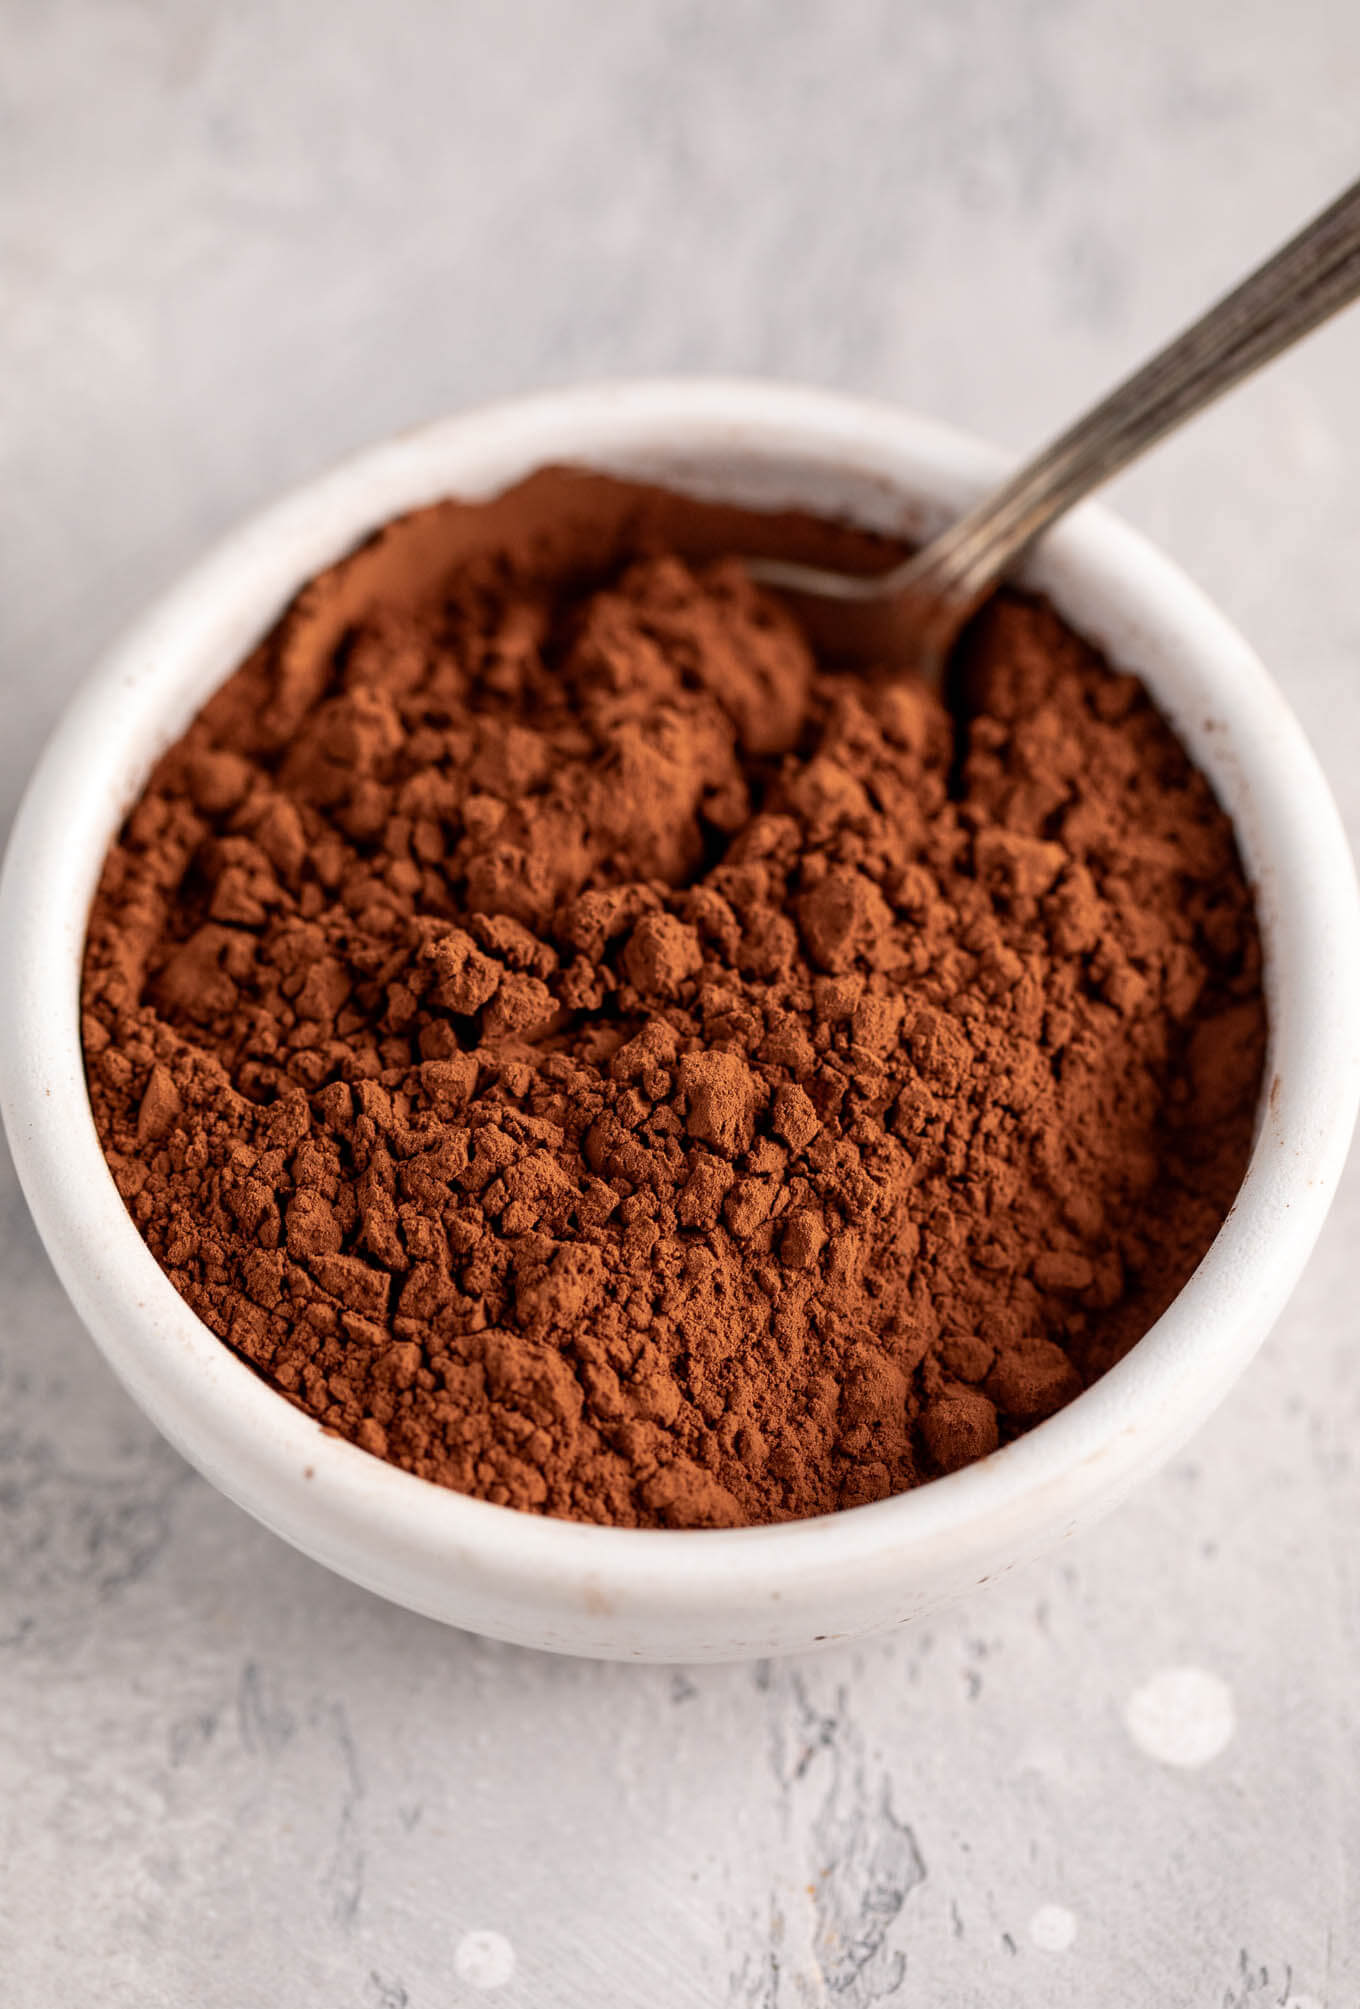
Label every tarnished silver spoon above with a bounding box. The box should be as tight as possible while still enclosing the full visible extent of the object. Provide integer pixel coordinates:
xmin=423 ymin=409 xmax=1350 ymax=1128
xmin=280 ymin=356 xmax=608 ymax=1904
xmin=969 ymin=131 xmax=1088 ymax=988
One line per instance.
xmin=745 ymin=175 xmax=1360 ymax=685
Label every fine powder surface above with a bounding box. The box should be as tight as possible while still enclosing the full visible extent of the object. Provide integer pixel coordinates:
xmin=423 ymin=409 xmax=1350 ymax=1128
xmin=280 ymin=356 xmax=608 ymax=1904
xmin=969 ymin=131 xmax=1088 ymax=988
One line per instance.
xmin=82 ymin=468 xmax=1266 ymax=1527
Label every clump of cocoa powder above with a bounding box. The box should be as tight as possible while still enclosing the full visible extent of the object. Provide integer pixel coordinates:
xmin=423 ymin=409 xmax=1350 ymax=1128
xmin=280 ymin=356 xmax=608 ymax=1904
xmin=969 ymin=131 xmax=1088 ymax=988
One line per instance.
xmin=81 ymin=469 xmax=1265 ymax=1527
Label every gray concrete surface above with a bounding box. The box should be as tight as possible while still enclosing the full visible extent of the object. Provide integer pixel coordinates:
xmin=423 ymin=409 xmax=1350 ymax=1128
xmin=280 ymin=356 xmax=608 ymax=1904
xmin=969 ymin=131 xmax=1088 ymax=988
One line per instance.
xmin=3 ymin=3 xmax=1359 ymax=2002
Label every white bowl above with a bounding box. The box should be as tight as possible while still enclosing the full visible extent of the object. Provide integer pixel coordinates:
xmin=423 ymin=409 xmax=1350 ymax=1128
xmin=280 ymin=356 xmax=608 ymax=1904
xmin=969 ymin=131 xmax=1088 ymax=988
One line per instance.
xmin=3 ymin=379 xmax=1357 ymax=1662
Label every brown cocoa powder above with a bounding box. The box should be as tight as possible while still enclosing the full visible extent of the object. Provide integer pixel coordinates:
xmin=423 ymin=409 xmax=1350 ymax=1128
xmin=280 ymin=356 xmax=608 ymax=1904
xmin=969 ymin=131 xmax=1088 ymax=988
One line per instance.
xmin=81 ymin=468 xmax=1265 ymax=1527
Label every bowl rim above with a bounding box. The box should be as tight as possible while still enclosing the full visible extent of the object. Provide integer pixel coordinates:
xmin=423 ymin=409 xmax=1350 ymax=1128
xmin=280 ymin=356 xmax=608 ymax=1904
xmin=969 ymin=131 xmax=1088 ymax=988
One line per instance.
xmin=3 ymin=374 xmax=1358 ymax=1622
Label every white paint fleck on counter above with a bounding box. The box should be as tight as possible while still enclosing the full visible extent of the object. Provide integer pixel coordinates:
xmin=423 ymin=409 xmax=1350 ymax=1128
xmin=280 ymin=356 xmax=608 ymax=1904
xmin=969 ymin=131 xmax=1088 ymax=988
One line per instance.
xmin=1029 ymin=1904 xmax=1078 ymax=1952
xmin=454 ymin=1931 xmax=516 ymax=1990
xmin=1125 ymin=1666 xmax=1237 ymax=1768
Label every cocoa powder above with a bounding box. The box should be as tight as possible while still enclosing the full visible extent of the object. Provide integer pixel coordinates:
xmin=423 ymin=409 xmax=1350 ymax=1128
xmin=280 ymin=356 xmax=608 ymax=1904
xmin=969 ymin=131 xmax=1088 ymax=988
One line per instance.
xmin=81 ymin=468 xmax=1265 ymax=1527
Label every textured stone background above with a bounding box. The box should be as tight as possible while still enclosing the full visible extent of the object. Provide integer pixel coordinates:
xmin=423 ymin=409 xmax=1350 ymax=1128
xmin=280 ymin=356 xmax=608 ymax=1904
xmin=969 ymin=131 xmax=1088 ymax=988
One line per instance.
xmin=3 ymin=3 xmax=1359 ymax=2003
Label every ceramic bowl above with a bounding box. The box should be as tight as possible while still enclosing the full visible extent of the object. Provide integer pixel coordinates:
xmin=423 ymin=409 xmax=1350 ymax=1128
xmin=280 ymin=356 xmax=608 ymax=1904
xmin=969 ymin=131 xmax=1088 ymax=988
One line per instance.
xmin=3 ymin=379 xmax=1357 ymax=1662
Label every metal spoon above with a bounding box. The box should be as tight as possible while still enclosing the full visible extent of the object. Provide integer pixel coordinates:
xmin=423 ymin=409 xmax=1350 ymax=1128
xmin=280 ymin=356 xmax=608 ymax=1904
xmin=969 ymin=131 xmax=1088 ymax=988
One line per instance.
xmin=745 ymin=175 xmax=1360 ymax=685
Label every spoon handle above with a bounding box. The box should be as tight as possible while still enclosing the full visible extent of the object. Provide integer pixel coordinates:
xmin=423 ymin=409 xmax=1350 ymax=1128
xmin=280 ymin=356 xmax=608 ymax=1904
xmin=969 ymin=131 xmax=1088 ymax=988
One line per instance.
xmin=911 ymin=174 xmax=1360 ymax=610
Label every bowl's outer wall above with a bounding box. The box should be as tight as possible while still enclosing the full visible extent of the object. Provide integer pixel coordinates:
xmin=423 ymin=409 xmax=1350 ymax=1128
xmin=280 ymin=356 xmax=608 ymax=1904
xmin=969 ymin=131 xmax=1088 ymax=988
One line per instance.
xmin=2 ymin=380 xmax=1357 ymax=1660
